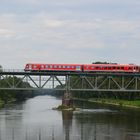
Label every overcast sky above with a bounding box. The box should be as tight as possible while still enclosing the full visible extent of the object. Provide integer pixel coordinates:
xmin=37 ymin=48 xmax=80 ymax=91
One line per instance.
xmin=0 ymin=0 xmax=140 ymax=69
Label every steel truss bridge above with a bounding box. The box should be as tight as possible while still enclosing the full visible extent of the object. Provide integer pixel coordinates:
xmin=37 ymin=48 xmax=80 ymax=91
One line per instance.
xmin=0 ymin=69 xmax=140 ymax=92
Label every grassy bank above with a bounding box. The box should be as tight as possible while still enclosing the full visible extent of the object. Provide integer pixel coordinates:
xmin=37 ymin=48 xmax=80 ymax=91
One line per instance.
xmin=90 ymin=98 xmax=140 ymax=108
xmin=74 ymin=98 xmax=140 ymax=109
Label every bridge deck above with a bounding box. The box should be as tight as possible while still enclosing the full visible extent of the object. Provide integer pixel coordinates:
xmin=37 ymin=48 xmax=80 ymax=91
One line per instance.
xmin=1 ymin=71 xmax=140 ymax=76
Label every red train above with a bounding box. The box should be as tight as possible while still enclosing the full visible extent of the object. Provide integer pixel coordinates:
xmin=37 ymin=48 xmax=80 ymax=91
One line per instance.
xmin=24 ymin=63 xmax=139 ymax=73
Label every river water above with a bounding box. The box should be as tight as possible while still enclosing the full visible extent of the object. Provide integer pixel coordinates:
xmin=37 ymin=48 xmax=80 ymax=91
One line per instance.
xmin=0 ymin=95 xmax=140 ymax=140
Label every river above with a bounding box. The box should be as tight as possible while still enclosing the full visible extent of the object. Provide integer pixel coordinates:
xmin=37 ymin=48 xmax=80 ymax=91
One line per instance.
xmin=0 ymin=95 xmax=140 ymax=140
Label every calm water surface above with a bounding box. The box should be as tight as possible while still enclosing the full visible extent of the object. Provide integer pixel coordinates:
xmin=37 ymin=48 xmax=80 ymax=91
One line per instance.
xmin=0 ymin=95 xmax=140 ymax=140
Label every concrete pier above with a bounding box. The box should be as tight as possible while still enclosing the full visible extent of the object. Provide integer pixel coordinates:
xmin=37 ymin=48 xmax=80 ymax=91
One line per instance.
xmin=62 ymin=92 xmax=73 ymax=107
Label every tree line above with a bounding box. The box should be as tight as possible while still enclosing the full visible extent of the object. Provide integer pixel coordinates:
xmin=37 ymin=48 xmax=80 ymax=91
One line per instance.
xmin=0 ymin=75 xmax=35 ymax=106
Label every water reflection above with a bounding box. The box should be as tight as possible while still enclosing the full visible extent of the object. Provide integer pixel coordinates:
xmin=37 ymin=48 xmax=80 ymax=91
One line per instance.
xmin=62 ymin=111 xmax=73 ymax=140
xmin=0 ymin=95 xmax=140 ymax=140
xmin=74 ymin=101 xmax=140 ymax=140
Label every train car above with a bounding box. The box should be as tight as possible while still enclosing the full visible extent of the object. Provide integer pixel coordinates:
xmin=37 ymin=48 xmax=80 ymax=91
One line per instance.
xmin=24 ymin=63 xmax=40 ymax=71
xmin=25 ymin=63 xmax=139 ymax=73
xmin=83 ymin=64 xmax=139 ymax=73
xmin=24 ymin=63 xmax=83 ymax=72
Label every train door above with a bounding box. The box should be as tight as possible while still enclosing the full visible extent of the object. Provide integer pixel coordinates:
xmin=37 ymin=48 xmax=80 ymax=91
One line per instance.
xmin=136 ymin=66 xmax=139 ymax=72
xmin=28 ymin=64 xmax=32 ymax=70
xmin=133 ymin=66 xmax=136 ymax=72
xmin=76 ymin=65 xmax=81 ymax=71
xmin=81 ymin=65 xmax=84 ymax=72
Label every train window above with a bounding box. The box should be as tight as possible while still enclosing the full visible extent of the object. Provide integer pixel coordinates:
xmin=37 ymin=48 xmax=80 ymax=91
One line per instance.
xmin=96 ymin=67 xmax=99 ymax=69
xmin=100 ymin=66 xmax=102 ymax=69
xmin=54 ymin=65 xmax=57 ymax=68
xmin=46 ymin=65 xmax=48 ymax=68
xmin=129 ymin=67 xmax=132 ymax=70
xmin=34 ymin=65 xmax=37 ymax=68
xmin=86 ymin=66 xmax=89 ymax=69
xmin=41 ymin=65 xmax=44 ymax=68
xmin=104 ymin=66 xmax=107 ymax=69
xmin=117 ymin=67 xmax=120 ymax=70
xmin=92 ymin=66 xmax=94 ymax=69
xmin=76 ymin=66 xmax=81 ymax=70
xmin=108 ymin=67 xmax=111 ymax=70
xmin=72 ymin=66 xmax=74 ymax=69
xmin=29 ymin=65 xmax=32 ymax=69
xmin=50 ymin=65 xmax=52 ymax=68
xmin=121 ymin=67 xmax=124 ymax=69
xmin=67 ymin=66 xmax=70 ymax=68
xmin=59 ymin=65 xmax=61 ymax=68
xmin=63 ymin=66 xmax=66 ymax=68
xmin=113 ymin=67 xmax=116 ymax=69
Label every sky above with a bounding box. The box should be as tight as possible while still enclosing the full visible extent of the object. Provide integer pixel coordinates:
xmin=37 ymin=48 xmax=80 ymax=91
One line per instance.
xmin=0 ymin=0 xmax=140 ymax=69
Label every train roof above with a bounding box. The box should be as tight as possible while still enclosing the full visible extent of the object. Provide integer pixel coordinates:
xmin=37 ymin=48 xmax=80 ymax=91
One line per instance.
xmin=86 ymin=64 xmax=138 ymax=66
xmin=25 ymin=63 xmax=138 ymax=66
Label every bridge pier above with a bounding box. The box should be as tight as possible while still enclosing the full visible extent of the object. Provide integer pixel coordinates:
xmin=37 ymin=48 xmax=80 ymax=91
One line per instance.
xmin=62 ymin=92 xmax=73 ymax=107
xmin=62 ymin=75 xmax=73 ymax=107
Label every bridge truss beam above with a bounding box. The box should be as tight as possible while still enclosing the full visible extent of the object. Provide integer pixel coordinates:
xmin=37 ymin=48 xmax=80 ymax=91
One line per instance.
xmin=0 ymin=71 xmax=140 ymax=92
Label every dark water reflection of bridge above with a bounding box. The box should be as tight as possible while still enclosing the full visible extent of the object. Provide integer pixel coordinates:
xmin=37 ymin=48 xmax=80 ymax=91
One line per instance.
xmin=0 ymin=95 xmax=140 ymax=140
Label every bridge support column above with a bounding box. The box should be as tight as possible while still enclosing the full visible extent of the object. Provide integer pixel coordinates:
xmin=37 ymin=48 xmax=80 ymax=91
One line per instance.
xmin=62 ymin=75 xmax=73 ymax=107
xmin=62 ymin=92 xmax=73 ymax=107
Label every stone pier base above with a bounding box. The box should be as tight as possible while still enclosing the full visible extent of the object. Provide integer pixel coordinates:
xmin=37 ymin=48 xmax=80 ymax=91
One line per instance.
xmin=62 ymin=92 xmax=73 ymax=107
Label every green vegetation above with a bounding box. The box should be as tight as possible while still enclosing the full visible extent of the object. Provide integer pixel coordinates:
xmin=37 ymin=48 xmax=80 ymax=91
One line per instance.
xmin=53 ymin=105 xmax=76 ymax=111
xmin=0 ymin=76 xmax=35 ymax=108
xmin=88 ymin=98 xmax=140 ymax=108
xmin=70 ymin=75 xmax=140 ymax=99
xmin=0 ymin=99 xmax=4 ymax=108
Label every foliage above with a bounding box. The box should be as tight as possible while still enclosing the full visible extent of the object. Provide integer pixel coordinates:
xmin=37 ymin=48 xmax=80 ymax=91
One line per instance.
xmin=54 ymin=105 xmax=76 ymax=111
xmin=89 ymin=98 xmax=140 ymax=108
xmin=0 ymin=76 xmax=34 ymax=105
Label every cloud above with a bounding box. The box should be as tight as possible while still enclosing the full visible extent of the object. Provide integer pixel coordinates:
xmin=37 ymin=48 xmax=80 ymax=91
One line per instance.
xmin=0 ymin=12 xmax=140 ymax=42
xmin=14 ymin=0 xmax=140 ymax=5
xmin=0 ymin=28 xmax=16 ymax=39
xmin=0 ymin=0 xmax=140 ymax=69
xmin=14 ymin=0 xmax=42 ymax=5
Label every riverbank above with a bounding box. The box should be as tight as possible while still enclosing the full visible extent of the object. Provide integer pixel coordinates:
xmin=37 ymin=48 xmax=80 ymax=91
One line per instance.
xmin=0 ymin=92 xmax=36 ymax=109
xmin=74 ymin=98 xmax=140 ymax=109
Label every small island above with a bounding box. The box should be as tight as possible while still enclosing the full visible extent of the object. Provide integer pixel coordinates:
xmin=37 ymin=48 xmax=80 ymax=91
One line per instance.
xmin=53 ymin=105 xmax=76 ymax=111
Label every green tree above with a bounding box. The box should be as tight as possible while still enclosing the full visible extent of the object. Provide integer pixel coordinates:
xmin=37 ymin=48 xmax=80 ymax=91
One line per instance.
xmin=0 ymin=76 xmax=34 ymax=104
